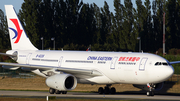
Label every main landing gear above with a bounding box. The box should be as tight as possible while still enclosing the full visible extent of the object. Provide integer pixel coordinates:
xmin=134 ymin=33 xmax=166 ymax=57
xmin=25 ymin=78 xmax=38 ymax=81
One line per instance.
xmin=146 ymin=83 xmax=154 ymax=96
xmin=98 ymin=84 xmax=116 ymax=94
xmin=49 ymin=88 xmax=67 ymax=94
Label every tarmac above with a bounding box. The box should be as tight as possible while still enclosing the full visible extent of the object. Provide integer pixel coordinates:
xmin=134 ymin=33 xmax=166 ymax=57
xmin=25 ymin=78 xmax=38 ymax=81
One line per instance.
xmin=0 ymin=90 xmax=180 ymax=100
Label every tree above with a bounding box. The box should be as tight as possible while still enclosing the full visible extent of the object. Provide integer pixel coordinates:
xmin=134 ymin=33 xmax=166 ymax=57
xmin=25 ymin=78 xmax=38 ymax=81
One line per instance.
xmin=134 ymin=0 xmax=145 ymax=51
xmin=141 ymin=0 xmax=153 ymax=52
xmin=78 ymin=3 xmax=95 ymax=46
xmin=93 ymin=3 xmax=101 ymax=45
xmin=101 ymin=1 xmax=112 ymax=43
xmin=19 ymin=0 xmax=41 ymax=49
xmin=151 ymin=0 xmax=166 ymax=52
xmin=15 ymin=0 xmax=180 ymax=53
xmin=166 ymin=0 xmax=178 ymax=49
xmin=176 ymin=0 xmax=180 ymax=49
xmin=122 ymin=0 xmax=136 ymax=51
xmin=113 ymin=0 xmax=125 ymax=50
xmin=0 ymin=9 xmax=10 ymax=49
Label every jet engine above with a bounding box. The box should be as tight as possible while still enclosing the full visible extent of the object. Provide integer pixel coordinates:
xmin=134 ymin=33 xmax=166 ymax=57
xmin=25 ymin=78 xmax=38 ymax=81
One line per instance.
xmin=46 ymin=74 xmax=77 ymax=91
xmin=133 ymin=82 xmax=164 ymax=91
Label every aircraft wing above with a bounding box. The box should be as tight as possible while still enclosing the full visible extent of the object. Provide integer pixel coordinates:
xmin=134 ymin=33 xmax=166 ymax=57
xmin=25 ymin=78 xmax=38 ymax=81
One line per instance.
xmin=0 ymin=53 xmax=16 ymax=57
xmin=169 ymin=61 xmax=180 ymax=64
xmin=0 ymin=62 xmax=102 ymax=77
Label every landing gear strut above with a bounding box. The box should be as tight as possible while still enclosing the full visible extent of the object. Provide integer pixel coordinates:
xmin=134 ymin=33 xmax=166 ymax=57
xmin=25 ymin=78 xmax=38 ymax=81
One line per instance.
xmin=49 ymin=88 xmax=67 ymax=94
xmin=98 ymin=84 xmax=116 ymax=94
xmin=147 ymin=83 xmax=154 ymax=96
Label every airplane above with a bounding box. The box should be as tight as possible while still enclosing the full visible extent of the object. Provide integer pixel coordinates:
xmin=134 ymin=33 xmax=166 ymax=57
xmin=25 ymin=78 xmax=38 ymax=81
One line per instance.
xmin=0 ymin=5 xmax=179 ymax=96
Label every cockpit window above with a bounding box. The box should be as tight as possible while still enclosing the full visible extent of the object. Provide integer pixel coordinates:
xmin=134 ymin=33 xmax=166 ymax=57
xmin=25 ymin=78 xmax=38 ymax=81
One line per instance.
xmin=155 ymin=62 xmax=159 ymax=65
xmin=162 ymin=63 xmax=168 ymax=66
xmin=155 ymin=62 xmax=169 ymax=66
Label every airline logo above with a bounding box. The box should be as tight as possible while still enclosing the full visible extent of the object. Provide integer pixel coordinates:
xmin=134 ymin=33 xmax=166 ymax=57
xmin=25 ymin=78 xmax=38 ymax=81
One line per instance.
xmin=87 ymin=56 xmax=112 ymax=61
xmin=36 ymin=54 xmax=45 ymax=58
xmin=9 ymin=19 xmax=23 ymax=43
xmin=118 ymin=57 xmax=140 ymax=62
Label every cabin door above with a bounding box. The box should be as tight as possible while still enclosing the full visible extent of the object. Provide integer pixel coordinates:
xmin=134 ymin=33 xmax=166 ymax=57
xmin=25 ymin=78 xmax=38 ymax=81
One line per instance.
xmin=110 ymin=57 xmax=118 ymax=69
xmin=139 ymin=58 xmax=148 ymax=71
xmin=58 ymin=56 xmax=63 ymax=67
xmin=26 ymin=53 xmax=32 ymax=64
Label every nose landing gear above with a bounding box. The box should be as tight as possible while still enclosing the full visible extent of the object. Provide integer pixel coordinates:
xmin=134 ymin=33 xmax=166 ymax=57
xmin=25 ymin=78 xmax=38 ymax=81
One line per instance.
xmin=147 ymin=91 xmax=154 ymax=96
xmin=147 ymin=83 xmax=154 ymax=96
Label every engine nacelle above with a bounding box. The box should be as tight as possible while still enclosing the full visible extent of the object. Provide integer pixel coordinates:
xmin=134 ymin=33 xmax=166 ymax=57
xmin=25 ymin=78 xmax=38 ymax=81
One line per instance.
xmin=46 ymin=74 xmax=77 ymax=91
xmin=133 ymin=82 xmax=164 ymax=91
xmin=6 ymin=50 xmax=18 ymax=61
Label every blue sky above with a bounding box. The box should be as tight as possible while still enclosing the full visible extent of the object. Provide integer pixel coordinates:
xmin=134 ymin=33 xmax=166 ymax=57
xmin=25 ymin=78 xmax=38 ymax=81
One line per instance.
xmin=0 ymin=0 xmax=146 ymax=15
xmin=0 ymin=0 xmax=24 ymax=13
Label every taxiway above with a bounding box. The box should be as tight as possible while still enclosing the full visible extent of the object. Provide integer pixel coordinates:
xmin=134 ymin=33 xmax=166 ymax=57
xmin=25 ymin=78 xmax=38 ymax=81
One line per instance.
xmin=0 ymin=91 xmax=180 ymax=101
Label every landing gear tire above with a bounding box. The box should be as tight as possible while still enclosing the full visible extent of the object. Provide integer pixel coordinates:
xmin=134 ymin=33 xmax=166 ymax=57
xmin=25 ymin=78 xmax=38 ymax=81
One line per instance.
xmin=98 ymin=85 xmax=116 ymax=94
xmin=49 ymin=88 xmax=55 ymax=94
xmin=147 ymin=91 xmax=150 ymax=96
xmin=55 ymin=90 xmax=61 ymax=94
xmin=62 ymin=91 xmax=67 ymax=94
xmin=110 ymin=87 xmax=116 ymax=94
xmin=147 ymin=91 xmax=154 ymax=96
xmin=98 ymin=87 xmax=104 ymax=94
xmin=104 ymin=87 xmax=110 ymax=94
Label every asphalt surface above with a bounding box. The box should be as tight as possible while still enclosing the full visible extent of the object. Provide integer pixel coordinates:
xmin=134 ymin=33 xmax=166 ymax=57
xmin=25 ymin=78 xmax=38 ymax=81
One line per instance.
xmin=0 ymin=90 xmax=180 ymax=100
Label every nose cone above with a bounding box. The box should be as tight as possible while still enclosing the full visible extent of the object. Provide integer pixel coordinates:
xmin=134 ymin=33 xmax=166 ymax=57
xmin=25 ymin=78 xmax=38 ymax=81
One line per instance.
xmin=163 ymin=66 xmax=174 ymax=80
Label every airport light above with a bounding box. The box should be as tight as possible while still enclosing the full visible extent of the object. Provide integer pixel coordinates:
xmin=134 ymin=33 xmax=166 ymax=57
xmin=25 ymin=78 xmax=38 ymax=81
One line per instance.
xmin=137 ymin=37 xmax=141 ymax=52
xmin=41 ymin=37 xmax=43 ymax=50
xmin=163 ymin=12 xmax=165 ymax=56
xmin=51 ymin=37 xmax=55 ymax=50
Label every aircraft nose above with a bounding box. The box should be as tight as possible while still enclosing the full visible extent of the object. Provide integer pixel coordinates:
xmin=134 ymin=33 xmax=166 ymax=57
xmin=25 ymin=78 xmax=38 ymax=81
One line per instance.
xmin=163 ymin=66 xmax=174 ymax=79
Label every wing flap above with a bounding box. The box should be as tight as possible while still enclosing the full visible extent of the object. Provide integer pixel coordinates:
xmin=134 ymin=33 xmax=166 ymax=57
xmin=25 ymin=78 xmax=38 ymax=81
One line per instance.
xmin=56 ymin=67 xmax=102 ymax=76
xmin=0 ymin=62 xmax=51 ymax=70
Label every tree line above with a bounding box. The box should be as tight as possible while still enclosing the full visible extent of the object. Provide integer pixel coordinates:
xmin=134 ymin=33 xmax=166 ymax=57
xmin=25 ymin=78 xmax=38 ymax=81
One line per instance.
xmin=0 ymin=0 xmax=180 ymax=53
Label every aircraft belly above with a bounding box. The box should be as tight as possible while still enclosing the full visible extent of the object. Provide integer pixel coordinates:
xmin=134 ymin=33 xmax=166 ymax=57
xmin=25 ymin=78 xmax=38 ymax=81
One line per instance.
xmin=78 ymin=75 xmax=115 ymax=84
xmin=116 ymin=66 xmax=139 ymax=84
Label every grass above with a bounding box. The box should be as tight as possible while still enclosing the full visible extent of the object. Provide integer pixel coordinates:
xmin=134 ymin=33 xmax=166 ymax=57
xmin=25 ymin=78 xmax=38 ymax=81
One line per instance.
xmin=0 ymin=75 xmax=180 ymax=101
xmin=0 ymin=75 xmax=180 ymax=93
xmin=0 ymin=75 xmax=141 ymax=92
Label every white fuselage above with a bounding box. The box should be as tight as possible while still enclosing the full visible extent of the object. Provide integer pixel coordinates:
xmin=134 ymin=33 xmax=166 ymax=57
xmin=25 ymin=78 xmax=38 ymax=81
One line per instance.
xmin=13 ymin=50 xmax=174 ymax=85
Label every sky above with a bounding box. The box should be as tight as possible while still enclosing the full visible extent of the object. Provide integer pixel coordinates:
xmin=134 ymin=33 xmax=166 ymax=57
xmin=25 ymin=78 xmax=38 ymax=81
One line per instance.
xmin=0 ymin=0 xmax=146 ymax=15
xmin=0 ymin=0 xmax=24 ymax=13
